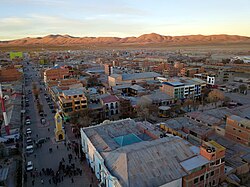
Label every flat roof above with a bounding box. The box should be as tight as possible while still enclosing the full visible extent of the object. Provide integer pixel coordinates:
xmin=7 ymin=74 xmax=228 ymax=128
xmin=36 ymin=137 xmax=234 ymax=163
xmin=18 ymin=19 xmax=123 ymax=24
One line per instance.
xmin=180 ymin=155 xmax=209 ymax=172
xmin=62 ymin=88 xmax=84 ymax=96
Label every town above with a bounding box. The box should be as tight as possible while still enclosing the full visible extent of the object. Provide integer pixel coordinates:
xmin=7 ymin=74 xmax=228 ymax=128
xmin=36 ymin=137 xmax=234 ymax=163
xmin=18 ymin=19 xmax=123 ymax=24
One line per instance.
xmin=0 ymin=48 xmax=249 ymax=187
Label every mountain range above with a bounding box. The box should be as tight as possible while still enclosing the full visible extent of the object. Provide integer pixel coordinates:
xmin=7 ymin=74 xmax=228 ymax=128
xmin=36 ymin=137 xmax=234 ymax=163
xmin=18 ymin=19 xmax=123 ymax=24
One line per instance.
xmin=1 ymin=33 xmax=250 ymax=46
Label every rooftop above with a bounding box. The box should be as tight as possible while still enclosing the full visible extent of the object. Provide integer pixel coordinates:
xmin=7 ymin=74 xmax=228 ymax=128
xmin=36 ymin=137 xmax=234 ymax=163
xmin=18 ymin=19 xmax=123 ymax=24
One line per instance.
xmin=180 ymin=155 xmax=209 ymax=173
xmin=100 ymin=95 xmax=119 ymax=103
xmin=122 ymin=72 xmax=161 ymax=81
xmin=62 ymin=88 xmax=84 ymax=96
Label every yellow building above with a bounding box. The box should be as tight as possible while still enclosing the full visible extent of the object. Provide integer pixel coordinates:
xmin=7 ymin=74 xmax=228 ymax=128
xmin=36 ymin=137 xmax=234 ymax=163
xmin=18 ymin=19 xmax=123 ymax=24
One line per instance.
xmin=54 ymin=111 xmax=65 ymax=141
xmin=58 ymin=88 xmax=87 ymax=116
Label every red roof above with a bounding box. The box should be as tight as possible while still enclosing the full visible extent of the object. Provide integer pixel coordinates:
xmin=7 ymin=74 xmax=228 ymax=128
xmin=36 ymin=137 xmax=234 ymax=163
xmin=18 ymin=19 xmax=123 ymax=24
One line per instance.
xmin=101 ymin=95 xmax=119 ymax=103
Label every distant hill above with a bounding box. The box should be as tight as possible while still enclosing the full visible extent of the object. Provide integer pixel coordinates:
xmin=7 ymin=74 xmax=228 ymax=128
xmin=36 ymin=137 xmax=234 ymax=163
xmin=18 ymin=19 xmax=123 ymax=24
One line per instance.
xmin=1 ymin=33 xmax=250 ymax=46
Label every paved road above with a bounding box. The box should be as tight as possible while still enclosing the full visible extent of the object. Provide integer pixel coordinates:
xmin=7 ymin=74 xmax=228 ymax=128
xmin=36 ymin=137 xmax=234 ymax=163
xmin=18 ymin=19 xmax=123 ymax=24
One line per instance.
xmin=23 ymin=62 xmax=98 ymax=187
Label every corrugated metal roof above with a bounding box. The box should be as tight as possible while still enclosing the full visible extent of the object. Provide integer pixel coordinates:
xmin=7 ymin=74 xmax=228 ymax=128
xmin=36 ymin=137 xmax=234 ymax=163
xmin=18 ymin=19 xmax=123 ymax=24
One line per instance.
xmin=180 ymin=155 xmax=209 ymax=172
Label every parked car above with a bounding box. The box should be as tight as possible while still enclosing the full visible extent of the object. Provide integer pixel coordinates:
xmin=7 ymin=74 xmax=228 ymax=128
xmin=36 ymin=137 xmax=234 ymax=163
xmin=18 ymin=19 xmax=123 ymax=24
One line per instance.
xmin=40 ymin=118 xmax=46 ymax=124
xmin=26 ymin=119 xmax=31 ymax=125
xmin=26 ymin=128 xmax=32 ymax=136
xmin=26 ymin=161 xmax=33 ymax=171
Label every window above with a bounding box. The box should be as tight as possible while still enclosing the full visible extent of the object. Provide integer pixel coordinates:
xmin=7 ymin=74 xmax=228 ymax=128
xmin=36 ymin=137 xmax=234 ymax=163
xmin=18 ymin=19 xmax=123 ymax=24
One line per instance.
xmin=200 ymin=175 xmax=204 ymax=181
xmin=111 ymin=110 xmax=114 ymax=115
xmin=233 ymin=128 xmax=236 ymax=130
xmin=237 ymin=137 xmax=241 ymax=140
xmin=75 ymin=106 xmax=80 ymax=110
xmin=116 ymin=110 xmax=118 ymax=114
xmin=210 ymin=162 xmax=215 ymax=167
xmin=79 ymin=95 xmax=82 ymax=97
xmin=211 ymin=171 xmax=214 ymax=176
xmin=115 ymin=102 xmax=118 ymax=108
xmin=194 ymin=178 xmax=199 ymax=184
xmin=239 ymin=130 xmax=241 ymax=133
xmin=221 ymin=157 xmax=225 ymax=163
xmin=212 ymin=180 xmax=215 ymax=186
xmin=206 ymin=173 xmax=209 ymax=179
xmin=75 ymin=101 xmax=80 ymax=104
xmin=81 ymin=100 xmax=86 ymax=103
xmin=106 ymin=104 xmax=109 ymax=109
xmin=216 ymin=159 xmax=220 ymax=165
xmin=74 ymin=95 xmax=77 ymax=98
xmin=110 ymin=103 xmax=114 ymax=109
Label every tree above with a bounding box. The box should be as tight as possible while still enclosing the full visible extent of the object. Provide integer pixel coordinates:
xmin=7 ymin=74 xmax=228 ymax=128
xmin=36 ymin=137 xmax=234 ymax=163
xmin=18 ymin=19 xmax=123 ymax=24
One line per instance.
xmin=183 ymin=98 xmax=193 ymax=112
xmin=136 ymin=99 xmax=151 ymax=121
xmin=207 ymin=89 xmax=225 ymax=106
xmin=239 ymin=84 xmax=247 ymax=94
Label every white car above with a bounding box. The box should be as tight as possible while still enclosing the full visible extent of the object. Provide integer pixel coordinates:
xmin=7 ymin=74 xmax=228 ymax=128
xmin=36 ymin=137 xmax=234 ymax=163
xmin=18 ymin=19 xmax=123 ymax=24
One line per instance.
xmin=26 ymin=119 xmax=31 ymax=125
xmin=26 ymin=128 xmax=32 ymax=136
xmin=26 ymin=161 xmax=33 ymax=171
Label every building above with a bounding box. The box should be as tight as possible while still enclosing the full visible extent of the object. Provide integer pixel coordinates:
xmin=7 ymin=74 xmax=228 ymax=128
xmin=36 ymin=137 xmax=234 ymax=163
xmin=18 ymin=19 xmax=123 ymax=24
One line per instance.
xmin=225 ymin=115 xmax=250 ymax=146
xmin=183 ymin=141 xmax=225 ymax=187
xmin=80 ymin=119 xmax=225 ymax=187
xmin=0 ymin=66 xmax=22 ymax=82
xmin=104 ymin=64 xmax=113 ymax=75
xmin=160 ymin=78 xmax=206 ymax=99
xmin=58 ymin=88 xmax=87 ymax=116
xmin=44 ymin=66 xmax=70 ymax=83
xmin=100 ymin=95 xmax=120 ymax=118
xmin=180 ymin=67 xmax=205 ymax=77
xmin=194 ymin=73 xmax=216 ymax=86
xmin=108 ymin=72 xmax=161 ymax=86
xmin=216 ymin=69 xmax=235 ymax=83
xmin=141 ymin=90 xmax=174 ymax=106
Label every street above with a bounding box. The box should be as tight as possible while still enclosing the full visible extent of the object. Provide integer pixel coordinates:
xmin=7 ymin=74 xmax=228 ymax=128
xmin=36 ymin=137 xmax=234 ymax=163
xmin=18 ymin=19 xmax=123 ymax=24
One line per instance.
xmin=23 ymin=62 xmax=98 ymax=187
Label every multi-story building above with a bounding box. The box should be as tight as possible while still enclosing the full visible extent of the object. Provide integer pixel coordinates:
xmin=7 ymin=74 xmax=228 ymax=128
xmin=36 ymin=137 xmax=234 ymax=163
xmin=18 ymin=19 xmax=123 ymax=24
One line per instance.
xmin=44 ymin=66 xmax=70 ymax=83
xmin=194 ymin=73 xmax=216 ymax=86
xmin=225 ymin=115 xmax=250 ymax=146
xmin=160 ymin=78 xmax=206 ymax=99
xmin=183 ymin=141 xmax=225 ymax=187
xmin=180 ymin=67 xmax=205 ymax=77
xmin=100 ymin=95 xmax=119 ymax=118
xmin=104 ymin=64 xmax=113 ymax=75
xmin=216 ymin=69 xmax=235 ymax=83
xmin=108 ymin=72 xmax=161 ymax=86
xmin=58 ymin=88 xmax=87 ymax=117
xmin=0 ymin=66 xmax=22 ymax=82
xmin=80 ymin=119 xmax=225 ymax=187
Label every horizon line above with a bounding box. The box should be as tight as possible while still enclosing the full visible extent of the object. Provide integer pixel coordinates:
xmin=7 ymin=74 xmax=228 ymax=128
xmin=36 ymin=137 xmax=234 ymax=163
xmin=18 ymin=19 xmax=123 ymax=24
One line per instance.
xmin=1 ymin=32 xmax=250 ymax=42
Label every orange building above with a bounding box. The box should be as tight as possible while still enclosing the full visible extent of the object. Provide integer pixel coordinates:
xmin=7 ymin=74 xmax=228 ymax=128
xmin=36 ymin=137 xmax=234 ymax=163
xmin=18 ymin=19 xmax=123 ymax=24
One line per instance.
xmin=182 ymin=141 xmax=225 ymax=187
xmin=44 ymin=67 xmax=70 ymax=83
xmin=181 ymin=67 xmax=205 ymax=77
xmin=0 ymin=66 xmax=22 ymax=82
xmin=225 ymin=115 xmax=250 ymax=146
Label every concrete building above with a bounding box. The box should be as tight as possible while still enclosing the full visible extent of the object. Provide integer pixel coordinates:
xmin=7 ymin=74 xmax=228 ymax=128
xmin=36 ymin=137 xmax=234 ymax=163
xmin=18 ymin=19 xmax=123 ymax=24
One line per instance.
xmin=180 ymin=67 xmax=205 ymax=77
xmin=108 ymin=72 xmax=161 ymax=86
xmin=58 ymin=88 xmax=87 ymax=116
xmin=104 ymin=64 xmax=113 ymax=75
xmin=80 ymin=119 xmax=225 ymax=187
xmin=100 ymin=95 xmax=120 ymax=119
xmin=225 ymin=115 xmax=250 ymax=146
xmin=194 ymin=73 xmax=216 ymax=86
xmin=160 ymin=78 xmax=206 ymax=99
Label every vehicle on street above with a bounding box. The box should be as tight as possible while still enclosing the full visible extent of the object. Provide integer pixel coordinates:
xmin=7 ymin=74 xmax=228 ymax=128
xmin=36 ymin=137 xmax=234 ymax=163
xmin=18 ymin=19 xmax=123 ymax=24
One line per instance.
xmin=26 ymin=138 xmax=33 ymax=146
xmin=26 ymin=119 xmax=31 ymax=125
xmin=36 ymin=138 xmax=46 ymax=144
xmin=40 ymin=118 xmax=46 ymax=124
xmin=26 ymin=145 xmax=34 ymax=154
xmin=26 ymin=161 xmax=33 ymax=171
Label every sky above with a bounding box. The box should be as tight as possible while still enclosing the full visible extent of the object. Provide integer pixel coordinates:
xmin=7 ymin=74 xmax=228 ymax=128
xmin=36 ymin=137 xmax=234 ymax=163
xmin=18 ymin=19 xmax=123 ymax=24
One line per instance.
xmin=0 ymin=0 xmax=250 ymax=40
